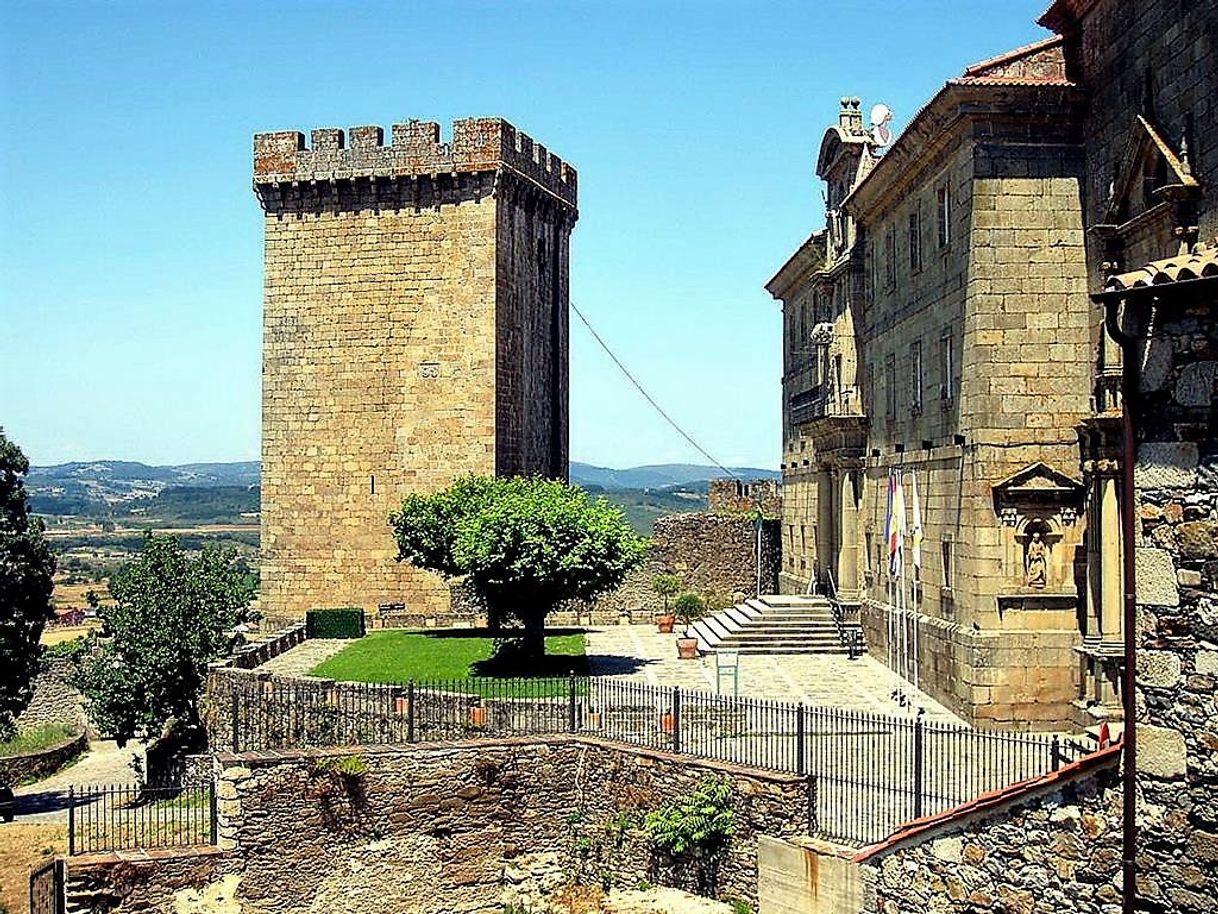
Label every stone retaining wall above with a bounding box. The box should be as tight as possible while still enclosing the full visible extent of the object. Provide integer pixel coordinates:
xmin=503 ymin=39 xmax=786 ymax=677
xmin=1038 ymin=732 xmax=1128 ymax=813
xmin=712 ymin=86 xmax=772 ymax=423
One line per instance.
xmin=59 ymin=736 xmax=812 ymax=912
xmin=16 ymin=656 xmax=87 ymax=734
xmin=226 ymin=622 xmax=307 ymax=670
xmin=0 ymin=729 xmax=86 ymax=786
xmin=854 ymin=746 xmax=1123 ymax=913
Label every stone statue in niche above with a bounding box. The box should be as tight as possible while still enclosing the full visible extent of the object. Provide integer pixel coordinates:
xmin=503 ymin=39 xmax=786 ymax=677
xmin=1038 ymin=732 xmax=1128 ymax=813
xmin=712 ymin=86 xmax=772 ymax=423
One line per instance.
xmin=1025 ymin=531 xmax=1048 ymax=589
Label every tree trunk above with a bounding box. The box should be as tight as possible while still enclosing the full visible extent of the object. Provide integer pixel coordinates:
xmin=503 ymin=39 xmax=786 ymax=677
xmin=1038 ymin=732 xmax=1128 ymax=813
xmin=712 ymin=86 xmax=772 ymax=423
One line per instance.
xmin=523 ymin=612 xmax=546 ymax=660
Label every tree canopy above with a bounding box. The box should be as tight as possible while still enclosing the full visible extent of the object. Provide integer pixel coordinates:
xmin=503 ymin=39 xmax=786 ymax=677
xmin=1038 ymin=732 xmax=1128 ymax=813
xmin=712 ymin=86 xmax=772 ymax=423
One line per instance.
xmin=0 ymin=429 xmax=57 ymax=740
xmin=74 ymin=533 xmax=256 ymax=744
xmin=391 ymin=476 xmax=648 ymax=657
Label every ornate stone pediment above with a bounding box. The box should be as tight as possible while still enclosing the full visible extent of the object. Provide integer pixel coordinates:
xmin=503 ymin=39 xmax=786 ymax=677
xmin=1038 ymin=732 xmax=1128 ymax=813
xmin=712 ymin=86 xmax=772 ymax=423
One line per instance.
xmin=993 ymin=462 xmax=1084 ymax=525
xmin=1100 ymin=115 xmax=1200 ymax=235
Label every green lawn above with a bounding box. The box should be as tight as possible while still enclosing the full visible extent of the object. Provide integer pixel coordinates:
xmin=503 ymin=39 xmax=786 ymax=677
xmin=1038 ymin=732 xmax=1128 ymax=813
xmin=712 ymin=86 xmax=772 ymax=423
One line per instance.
xmin=0 ymin=724 xmax=77 ymax=757
xmin=311 ymin=629 xmax=588 ymax=689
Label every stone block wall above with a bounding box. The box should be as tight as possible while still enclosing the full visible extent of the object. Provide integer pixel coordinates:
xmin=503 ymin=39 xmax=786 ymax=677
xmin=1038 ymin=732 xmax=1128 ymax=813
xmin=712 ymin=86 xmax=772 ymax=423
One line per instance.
xmin=60 ymin=737 xmax=813 ymax=913
xmin=708 ymin=478 xmax=783 ymax=518
xmin=1124 ymin=297 xmax=1218 ymax=913
xmin=16 ymin=656 xmax=87 ymax=734
xmin=256 ymin=119 xmax=576 ymax=622
xmin=856 ymin=747 xmax=1124 ymax=914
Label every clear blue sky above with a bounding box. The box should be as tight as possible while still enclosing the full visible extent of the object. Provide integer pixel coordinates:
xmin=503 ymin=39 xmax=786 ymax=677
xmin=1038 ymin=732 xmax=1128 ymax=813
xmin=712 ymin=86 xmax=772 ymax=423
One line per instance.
xmin=0 ymin=0 xmax=1050 ymax=469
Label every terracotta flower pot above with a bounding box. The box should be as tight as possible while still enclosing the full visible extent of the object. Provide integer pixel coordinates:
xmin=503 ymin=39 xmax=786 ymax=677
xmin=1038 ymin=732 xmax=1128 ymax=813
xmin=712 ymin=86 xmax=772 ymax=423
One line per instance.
xmin=469 ymin=705 xmax=488 ymax=727
xmin=676 ymin=637 xmax=700 ymax=660
xmin=660 ymin=711 xmax=676 ymax=734
xmin=586 ymin=711 xmax=603 ymax=730
xmin=657 ymin=614 xmax=676 ymax=634
xmin=394 ymin=696 xmax=410 ymax=715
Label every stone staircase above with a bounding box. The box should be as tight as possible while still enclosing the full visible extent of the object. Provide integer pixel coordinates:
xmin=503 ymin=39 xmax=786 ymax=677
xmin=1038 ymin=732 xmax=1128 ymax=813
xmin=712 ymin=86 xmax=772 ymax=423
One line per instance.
xmin=685 ymin=594 xmax=862 ymax=655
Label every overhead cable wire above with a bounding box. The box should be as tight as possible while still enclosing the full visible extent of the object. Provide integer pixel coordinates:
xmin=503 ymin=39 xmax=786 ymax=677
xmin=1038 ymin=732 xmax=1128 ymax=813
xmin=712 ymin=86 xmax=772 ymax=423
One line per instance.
xmin=569 ymin=300 xmax=741 ymax=483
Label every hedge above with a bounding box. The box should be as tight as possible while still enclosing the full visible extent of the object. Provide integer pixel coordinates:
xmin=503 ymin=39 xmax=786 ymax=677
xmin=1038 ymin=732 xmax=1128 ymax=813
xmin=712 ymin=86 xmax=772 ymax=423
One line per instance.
xmin=306 ymin=607 xmax=366 ymax=639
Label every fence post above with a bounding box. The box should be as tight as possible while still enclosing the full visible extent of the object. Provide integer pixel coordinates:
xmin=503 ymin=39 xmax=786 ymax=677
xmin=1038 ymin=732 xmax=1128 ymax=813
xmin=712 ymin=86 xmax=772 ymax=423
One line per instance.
xmin=913 ymin=710 xmax=925 ymax=820
xmin=230 ymin=689 xmax=240 ymax=754
xmin=407 ymin=681 xmax=416 ymax=744
xmin=568 ymin=674 xmax=578 ymax=733
xmin=209 ymin=782 xmax=219 ymax=845
xmin=671 ymin=688 xmax=682 ymax=754
xmin=1051 ymin=735 xmax=1062 ymax=772
xmin=67 ymin=786 xmax=75 ymax=856
xmin=796 ymin=704 xmax=807 ymax=776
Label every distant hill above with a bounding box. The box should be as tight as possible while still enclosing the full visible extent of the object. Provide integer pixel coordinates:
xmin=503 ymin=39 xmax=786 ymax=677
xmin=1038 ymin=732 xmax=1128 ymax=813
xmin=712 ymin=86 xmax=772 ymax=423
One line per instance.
xmin=569 ymin=462 xmax=779 ymax=491
xmin=27 ymin=460 xmax=261 ymax=514
xmin=25 ymin=459 xmax=778 ymax=521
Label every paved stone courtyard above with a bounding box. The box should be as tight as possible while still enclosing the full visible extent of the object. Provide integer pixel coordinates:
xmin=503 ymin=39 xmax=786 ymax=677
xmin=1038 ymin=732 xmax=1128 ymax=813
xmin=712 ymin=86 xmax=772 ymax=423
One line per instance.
xmin=254 ymin=625 xmax=963 ymax=725
xmin=584 ymin=625 xmax=963 ymax=724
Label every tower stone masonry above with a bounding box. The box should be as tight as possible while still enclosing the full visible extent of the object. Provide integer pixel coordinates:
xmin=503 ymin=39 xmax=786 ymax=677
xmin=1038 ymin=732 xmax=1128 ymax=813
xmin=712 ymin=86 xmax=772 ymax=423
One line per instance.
xmin=254 ymin=117 xmax=577 ymax=618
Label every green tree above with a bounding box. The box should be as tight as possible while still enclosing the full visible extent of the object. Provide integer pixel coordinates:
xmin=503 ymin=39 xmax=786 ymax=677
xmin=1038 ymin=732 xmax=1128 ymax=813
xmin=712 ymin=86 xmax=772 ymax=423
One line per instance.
xmin=391 ymin=476 xmax=648 ymax=658
xmin=651 ymin=573 xmax=682 ymax=615
xmin=74 ymin=533 xmax=255 ymax=744
xmin=0 ymin=429 xmax=57 ymax=740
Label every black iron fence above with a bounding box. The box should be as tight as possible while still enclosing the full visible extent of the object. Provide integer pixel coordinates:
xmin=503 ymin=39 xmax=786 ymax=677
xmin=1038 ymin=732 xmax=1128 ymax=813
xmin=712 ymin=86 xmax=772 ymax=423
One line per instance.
xmin=67 ymin=784 xmax=217 ymax=855
xmin=209 ymin=672 xmax=1083 ymax=844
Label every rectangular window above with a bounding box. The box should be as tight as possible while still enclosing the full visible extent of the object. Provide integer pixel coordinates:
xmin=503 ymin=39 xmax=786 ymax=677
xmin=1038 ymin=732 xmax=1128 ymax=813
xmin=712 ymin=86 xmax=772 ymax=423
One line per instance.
xmin=940 ymin=333 xmax=955 ymax=401
xmin=885 ymin=353 xmax=897 ymax=420
xmin=911 ymin=340 xmax=923 ymax=412
xmin=884 ymin=225 xmax=896 ymax=288
xmin=936 ymin=185 xmax=951 ymax=248
xmin=908 ymin=209 xmax=922 ymax=272
xmin=941 ymin=538 xmax=954 ymax=589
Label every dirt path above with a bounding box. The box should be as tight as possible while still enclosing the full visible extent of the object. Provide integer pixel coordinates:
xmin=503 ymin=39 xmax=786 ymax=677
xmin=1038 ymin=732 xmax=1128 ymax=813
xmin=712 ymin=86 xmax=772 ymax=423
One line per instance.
xmin=12 ymin=739 xmax=141 ymax=822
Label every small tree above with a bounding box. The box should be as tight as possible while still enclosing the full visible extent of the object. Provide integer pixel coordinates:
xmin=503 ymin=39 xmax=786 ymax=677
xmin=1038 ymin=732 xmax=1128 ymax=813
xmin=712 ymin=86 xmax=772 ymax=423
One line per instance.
xmin=391 ymin=476 xmax=648 ymax=659
xmin=74 ymin=533 xmax=255 ymax=744
xmin=651 ymin=573 xmax=682 ymax=616
xmin=673 ymin=591 xmax=706 ymax=627
xmin=0 ymin=429 xmax=57 ymax=740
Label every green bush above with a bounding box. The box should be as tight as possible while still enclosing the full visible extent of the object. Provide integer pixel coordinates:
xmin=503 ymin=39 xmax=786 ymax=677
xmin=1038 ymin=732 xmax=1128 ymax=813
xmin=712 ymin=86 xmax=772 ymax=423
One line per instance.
xmin=673 ymin=591 xmax=706 ymax=625
xmin=643 ymin=776 xmax=735 ymax=857
xmin=306 ymin=607 xmax=366 ymax=639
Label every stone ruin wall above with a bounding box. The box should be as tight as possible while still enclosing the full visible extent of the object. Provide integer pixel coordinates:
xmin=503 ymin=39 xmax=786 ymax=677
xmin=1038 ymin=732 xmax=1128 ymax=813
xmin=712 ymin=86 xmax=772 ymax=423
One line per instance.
xmin=707 ymin=478 xmax=783 ymax=518
xmin=415 ymin=511 xmax=780 ymax=629
xmin=63 ymin=737 xmax=812 ymax=913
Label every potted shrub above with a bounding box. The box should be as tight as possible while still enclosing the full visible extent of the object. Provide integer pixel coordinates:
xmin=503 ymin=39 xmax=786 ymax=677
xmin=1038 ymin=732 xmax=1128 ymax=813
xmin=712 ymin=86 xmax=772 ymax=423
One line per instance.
xmin=468 ymin=700 xmax=488 ymax=728
xmin=673 ymin=592 xmax=705 ymax=660
xmin=652 ymin=573 xmax=681 ymax=633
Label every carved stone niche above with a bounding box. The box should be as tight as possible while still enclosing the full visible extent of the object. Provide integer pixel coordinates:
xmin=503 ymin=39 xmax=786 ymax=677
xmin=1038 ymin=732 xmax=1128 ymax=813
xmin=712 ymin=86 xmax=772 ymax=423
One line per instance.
xmin=991 ymin=463 xmax=1085 ymax=614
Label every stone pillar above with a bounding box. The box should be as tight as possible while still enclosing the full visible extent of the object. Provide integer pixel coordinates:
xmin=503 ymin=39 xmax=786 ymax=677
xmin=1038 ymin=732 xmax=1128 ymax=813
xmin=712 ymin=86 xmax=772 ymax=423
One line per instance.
xmin=1084 ymin=477 xmax=1103 ymax=643
xmin=837 ymin=467 xmax=860 ymax=597
xmin=817 ymin=468 xmax=835 ymax=590
xmin=1099 ymin=471 xmax=1123 ymax=645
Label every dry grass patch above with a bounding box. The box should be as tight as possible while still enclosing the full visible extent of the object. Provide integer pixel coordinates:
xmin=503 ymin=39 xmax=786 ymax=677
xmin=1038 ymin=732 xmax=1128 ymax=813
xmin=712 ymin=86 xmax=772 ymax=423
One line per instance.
xmin=0 ymin=823 xmax=66 ymax=913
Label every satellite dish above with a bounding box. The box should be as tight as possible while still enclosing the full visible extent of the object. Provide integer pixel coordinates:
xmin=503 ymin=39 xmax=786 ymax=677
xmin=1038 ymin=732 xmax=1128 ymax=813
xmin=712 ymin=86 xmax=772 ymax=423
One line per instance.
xmin=870 ymin=103 xmax=894 ymax=147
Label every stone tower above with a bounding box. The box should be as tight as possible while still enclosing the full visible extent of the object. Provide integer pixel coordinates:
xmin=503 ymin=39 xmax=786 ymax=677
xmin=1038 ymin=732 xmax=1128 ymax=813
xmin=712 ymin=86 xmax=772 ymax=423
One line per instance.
xmin=253 ymin=118 xmax=577 ymax=618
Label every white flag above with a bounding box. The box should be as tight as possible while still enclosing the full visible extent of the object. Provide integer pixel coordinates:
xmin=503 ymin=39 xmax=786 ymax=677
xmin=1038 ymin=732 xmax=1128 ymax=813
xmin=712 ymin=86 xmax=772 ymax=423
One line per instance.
xmin=910 ymin=471 xmax=924 ymax=572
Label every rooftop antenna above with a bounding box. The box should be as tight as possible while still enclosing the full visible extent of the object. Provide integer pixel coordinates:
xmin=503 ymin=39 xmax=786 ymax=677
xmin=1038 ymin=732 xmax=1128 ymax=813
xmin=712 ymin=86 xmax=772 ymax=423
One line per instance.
xmin=870 ymin=103 xmax=894 ymax=148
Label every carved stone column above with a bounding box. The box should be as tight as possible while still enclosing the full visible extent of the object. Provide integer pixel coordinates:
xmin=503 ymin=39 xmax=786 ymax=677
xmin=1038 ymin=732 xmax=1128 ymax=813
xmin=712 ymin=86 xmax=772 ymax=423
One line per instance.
xmin=1099 ymin=468 xmax=1123 ymax=646
xmin=836 ymin=466 xmax=861 ymax=598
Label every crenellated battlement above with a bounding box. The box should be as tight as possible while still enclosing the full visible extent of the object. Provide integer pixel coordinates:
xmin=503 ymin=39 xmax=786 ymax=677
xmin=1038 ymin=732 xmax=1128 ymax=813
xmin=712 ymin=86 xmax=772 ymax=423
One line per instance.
xmin=253 ymin=117 xmax=577 ymax=207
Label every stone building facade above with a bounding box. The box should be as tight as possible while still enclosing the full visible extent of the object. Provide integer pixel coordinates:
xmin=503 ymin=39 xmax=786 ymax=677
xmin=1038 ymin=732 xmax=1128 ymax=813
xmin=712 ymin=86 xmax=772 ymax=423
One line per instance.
xmin=769 ymin=43 xmax=1093 ymax=728
xmin=254 ymin=118 xmax=576 ymax=619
